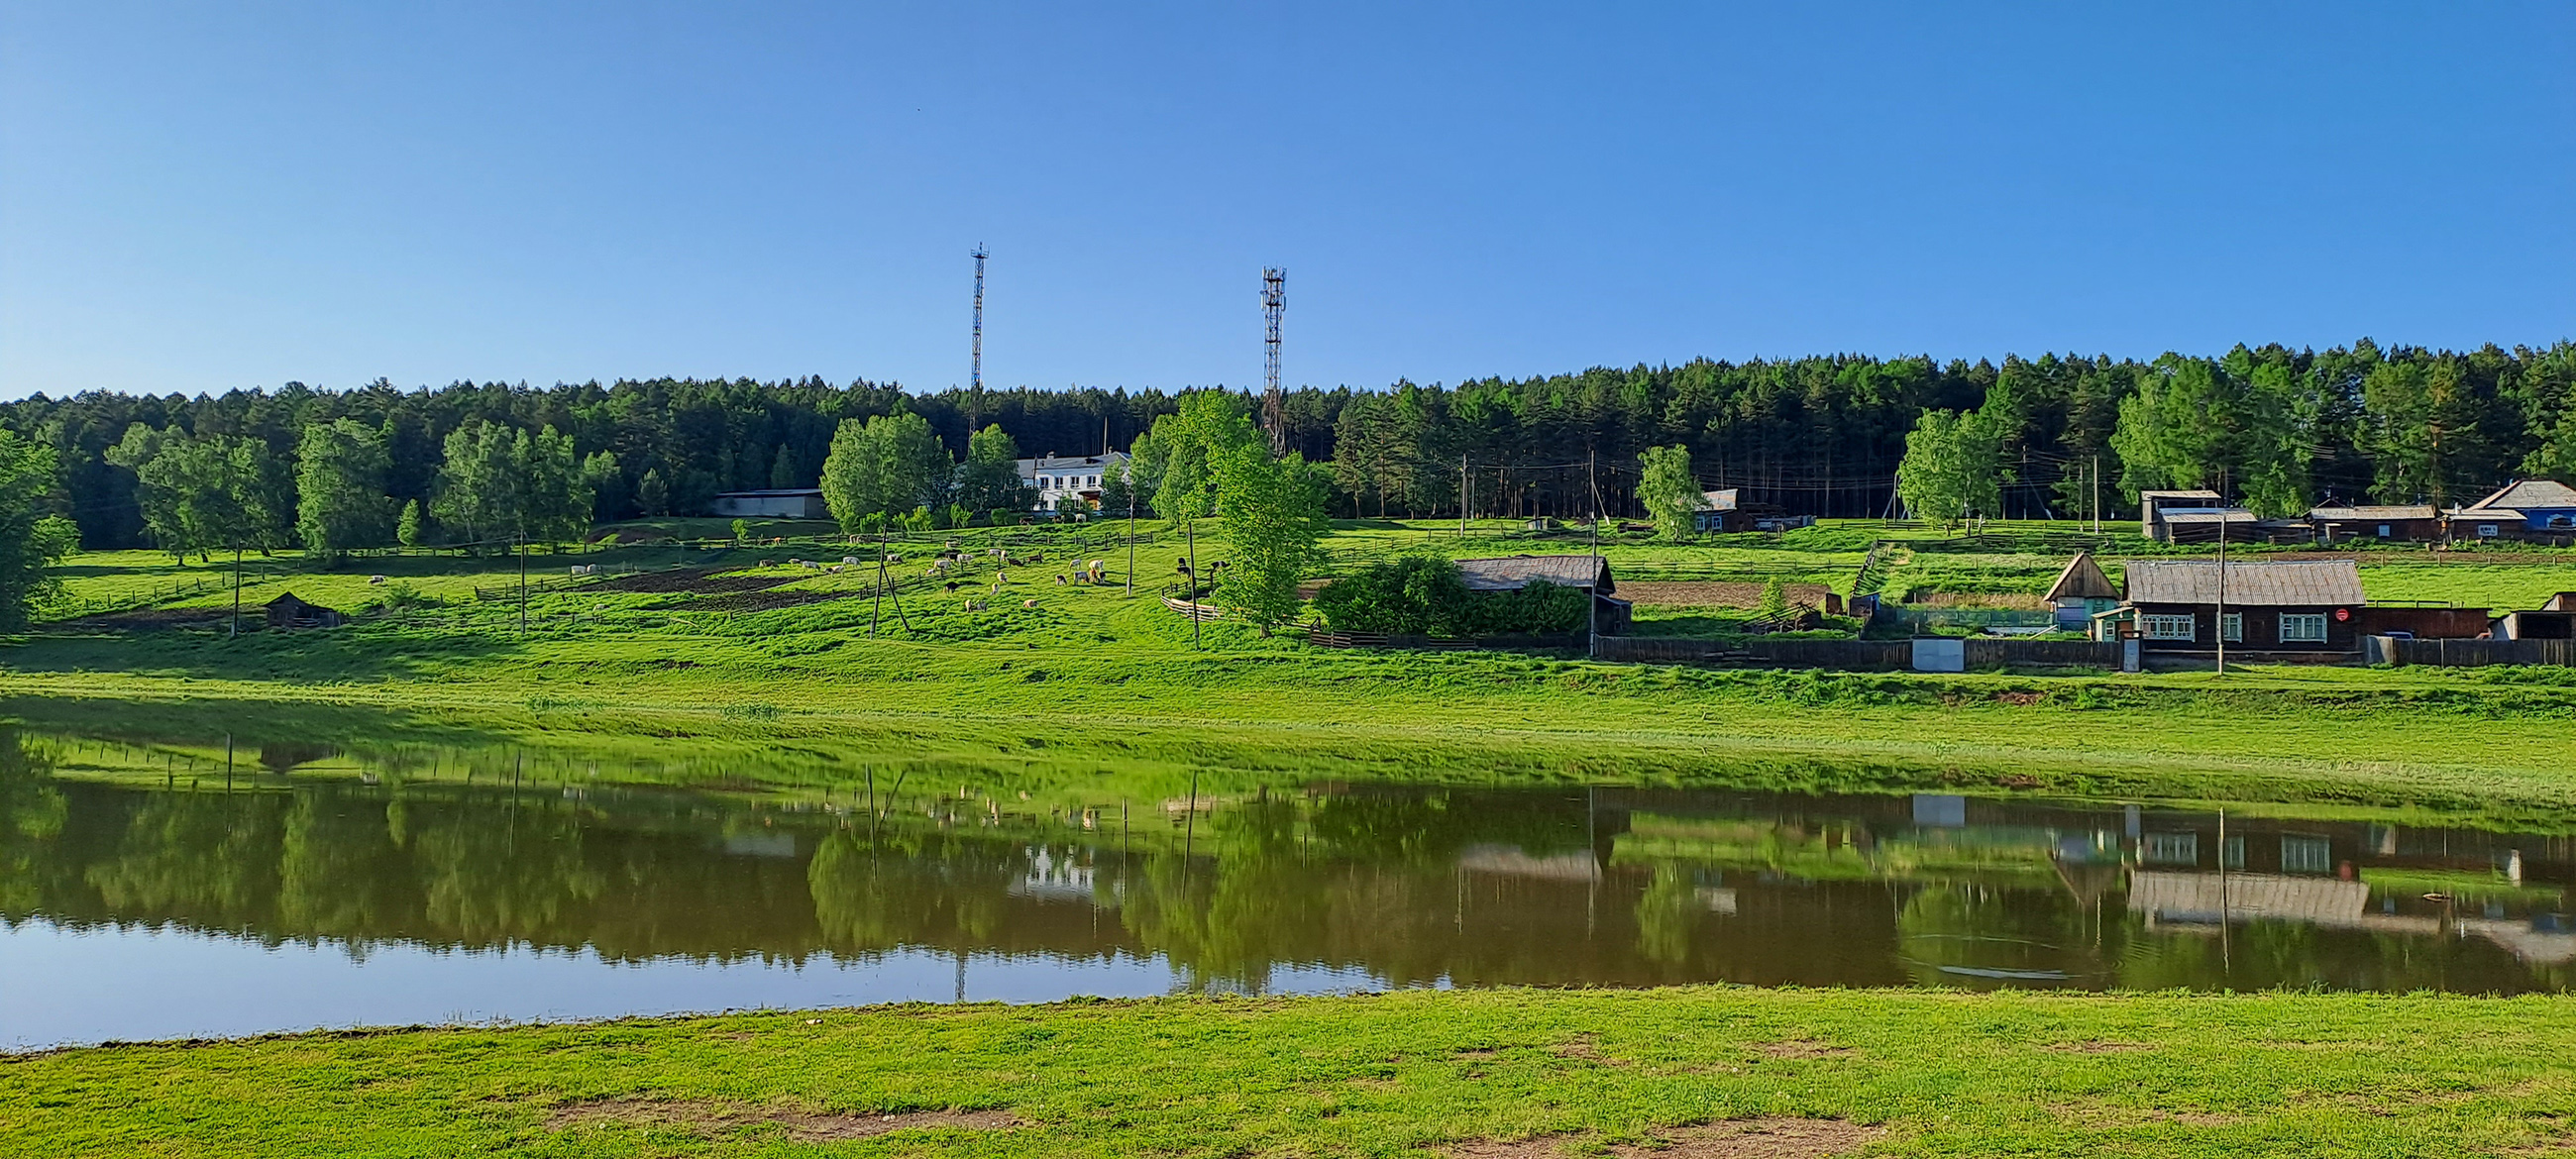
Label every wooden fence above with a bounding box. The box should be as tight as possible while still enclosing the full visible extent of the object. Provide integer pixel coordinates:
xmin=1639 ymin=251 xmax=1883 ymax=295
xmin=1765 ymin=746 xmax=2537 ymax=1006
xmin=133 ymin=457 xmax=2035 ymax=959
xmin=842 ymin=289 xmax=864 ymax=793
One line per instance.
xmin=2372 ymin=636 xmax=2576 ymax=668
xmin=1593 ymin=635 xmax=2120 ymax=672
xmin=1306 ymin=630 xmax=1588 ymax=653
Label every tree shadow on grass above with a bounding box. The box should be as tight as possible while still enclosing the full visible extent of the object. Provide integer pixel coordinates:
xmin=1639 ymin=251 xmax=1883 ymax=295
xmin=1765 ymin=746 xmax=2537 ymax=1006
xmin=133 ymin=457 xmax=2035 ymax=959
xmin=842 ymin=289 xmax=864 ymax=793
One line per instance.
xmin=0 ymin=621 xmax=520 ymax=686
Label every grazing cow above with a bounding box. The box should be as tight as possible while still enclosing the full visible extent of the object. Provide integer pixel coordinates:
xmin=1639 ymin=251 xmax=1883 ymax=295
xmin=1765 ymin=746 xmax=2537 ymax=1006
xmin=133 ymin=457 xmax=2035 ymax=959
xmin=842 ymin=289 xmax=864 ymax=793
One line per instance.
xmin=827 ymin=565 xmax=843 ymax=574
xmin=369 ymin=575 xmax=387 ymax=584
xmin=1021 ymin=598 xmax=1038 ymax=608
xmin=843 ymin=556 xmax=860 ymax=566
xmin=964 ymin=598 xmax=984 ymax=611
xmin=944 ymin=581 xmax=960 ymax=592
xmin=758 ymin=559 xmax=774 ymax=568
xmin=1055 ymin=575 xmax=1068 ymax=585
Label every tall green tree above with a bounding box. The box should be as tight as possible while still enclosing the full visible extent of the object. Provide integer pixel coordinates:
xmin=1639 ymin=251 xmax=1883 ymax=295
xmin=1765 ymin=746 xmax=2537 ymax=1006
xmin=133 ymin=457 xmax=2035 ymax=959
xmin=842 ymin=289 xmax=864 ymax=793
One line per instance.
xmin=1137 ymin=392 xmax=1261 ymax=524
xmin=1634 ymin=444 xmax=1701 ymax=541
xmin=0 ymin=430 xmax=79 ymax=629
xmin=1895 ymin=409 xmax=2000 ymax=528
xmin=1213 ymin=448 xmax=1327 ymax=634
xmin=953 ymin=425 xmax=1029 ymax=513
xmin=432 ymin=421 xmax=591 ymax=548
xmin=294 ymin=419 xmax=393 ymax=559
xmin=819 ymin=411 xmax=952 ymax=530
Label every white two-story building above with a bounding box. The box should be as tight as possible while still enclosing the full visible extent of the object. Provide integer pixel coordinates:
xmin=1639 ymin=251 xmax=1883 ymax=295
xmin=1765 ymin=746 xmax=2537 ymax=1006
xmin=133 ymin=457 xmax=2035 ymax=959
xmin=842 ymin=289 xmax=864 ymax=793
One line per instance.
xmin=1016 ymin=452 xmax=1131 ymax=514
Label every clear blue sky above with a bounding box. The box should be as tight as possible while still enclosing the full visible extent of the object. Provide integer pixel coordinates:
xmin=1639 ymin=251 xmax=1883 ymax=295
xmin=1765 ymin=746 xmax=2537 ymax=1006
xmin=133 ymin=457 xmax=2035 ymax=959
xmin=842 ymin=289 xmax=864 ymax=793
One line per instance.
xmin=3 ymin=2 xmax=2570 ymax=401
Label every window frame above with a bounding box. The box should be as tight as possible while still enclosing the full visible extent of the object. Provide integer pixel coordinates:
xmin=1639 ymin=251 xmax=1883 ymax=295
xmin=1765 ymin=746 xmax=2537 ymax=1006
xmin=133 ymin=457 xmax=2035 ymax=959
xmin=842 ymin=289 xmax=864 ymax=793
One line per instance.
xmin=2143 ymin=614 xmax=2197 ymax=641
xmin=2219 ymin=612 xmax=2243 ymax=643
xmin=2279 ymin=612 xmax=2329 ymax=644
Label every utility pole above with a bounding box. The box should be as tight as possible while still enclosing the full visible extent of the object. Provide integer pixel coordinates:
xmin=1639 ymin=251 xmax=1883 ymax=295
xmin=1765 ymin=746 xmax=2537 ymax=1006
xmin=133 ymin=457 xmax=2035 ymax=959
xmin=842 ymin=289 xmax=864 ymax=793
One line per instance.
xmin=2092 ymin=454 xmax=2100 ymax=536
xmin=2214 ymin=511 xmax=2228 ymax=677
xmin=1460 ymin=455 xmax=1471 ymax=538
xmin=230 ymin=546 xmax=243 ymax=638
xmin=1260 ymin=267 xmax=1286 ymax=457
xmin=1186 ymin=519 xmax=1201 ymax=650
xmin=1125 ymin=489 xmax=1136 ymax=596
xmin=517 ymin=533 xmax=529 ymax=632
xmin=969 ymin=245 xmax=987 ymax=430
xmin=1586 ymin=447 xmax=1603 ymax=660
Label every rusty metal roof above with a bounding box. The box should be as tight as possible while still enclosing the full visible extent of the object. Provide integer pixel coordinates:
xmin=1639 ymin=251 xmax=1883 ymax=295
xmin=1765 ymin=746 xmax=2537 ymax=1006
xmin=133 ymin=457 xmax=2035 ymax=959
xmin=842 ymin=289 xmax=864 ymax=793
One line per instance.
xmin=2124 ymin=559 xmax=2364 ymax=606
xmin=1455 ymin=555 xmax=1612 ymax=593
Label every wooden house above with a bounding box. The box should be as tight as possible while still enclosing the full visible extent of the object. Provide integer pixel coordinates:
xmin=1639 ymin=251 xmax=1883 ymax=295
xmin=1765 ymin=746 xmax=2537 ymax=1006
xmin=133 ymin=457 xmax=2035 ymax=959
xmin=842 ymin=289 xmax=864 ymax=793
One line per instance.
xmin=2308 ymin=503 xmax=2443 ymax=544
xmin=1691 ymin=488 xmax=1814 ymax=534
xmin=1454 ymin=555 xmax=1632 ymax=635
xmin=2044 ymin=552 xmax=2120 ymax=630
xmin=2138 ymin=490 xmax=2220 ymax=541
xmin=2447 ymin=479 xmax=2576 ymax=544
xmin=264 ymin=592 xmax=346 ymax=630
xmin=2121 ymin=559 xmax=2365 ymax=654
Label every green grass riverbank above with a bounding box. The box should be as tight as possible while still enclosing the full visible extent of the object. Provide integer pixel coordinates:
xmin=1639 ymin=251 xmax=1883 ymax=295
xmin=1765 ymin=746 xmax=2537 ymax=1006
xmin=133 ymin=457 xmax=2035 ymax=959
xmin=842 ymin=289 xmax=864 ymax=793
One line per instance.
xmin=8 ymin=989 xmax=2576 ymax=1157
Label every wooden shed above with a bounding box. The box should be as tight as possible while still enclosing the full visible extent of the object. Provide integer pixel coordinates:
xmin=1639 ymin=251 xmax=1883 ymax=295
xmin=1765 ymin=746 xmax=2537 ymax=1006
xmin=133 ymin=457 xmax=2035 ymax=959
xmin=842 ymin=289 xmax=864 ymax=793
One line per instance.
xmin=1454 ymin=555 xmax=1632 ymax=635
xmin=2044 ymin=552 xmax=2120 ymax=630
xmin=264 ymin=591 xmax=346 ymax=630
xmin=2308 ymin=503 xmax=2442 ymax=544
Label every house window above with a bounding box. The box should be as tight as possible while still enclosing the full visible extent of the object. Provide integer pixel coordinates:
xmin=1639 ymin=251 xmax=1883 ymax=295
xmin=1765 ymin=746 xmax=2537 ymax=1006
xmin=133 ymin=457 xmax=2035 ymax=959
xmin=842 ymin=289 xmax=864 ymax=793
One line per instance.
xmin=2281 ymin=835 xmax=2333 ymax=875
xmin=2143 ymin=832 xmax=2199 ymax=865
xmin=2551 ymin=515 xmax=2574 ymax=529
xmin=2220 ymin=613 xmax=2243 ymax=643
xmin=2221 ymin=835 xmax=2246 ymax=871
xmin=2479 ymin=524 xmax=2499 ymax=538
xmin=2280 ymin=613 xmax=2328 ymax=643
xmin=2377 ymin=524 xmax=2391 ymax=538
xmin=2144 ymin=614 xmax=2196 ymax=641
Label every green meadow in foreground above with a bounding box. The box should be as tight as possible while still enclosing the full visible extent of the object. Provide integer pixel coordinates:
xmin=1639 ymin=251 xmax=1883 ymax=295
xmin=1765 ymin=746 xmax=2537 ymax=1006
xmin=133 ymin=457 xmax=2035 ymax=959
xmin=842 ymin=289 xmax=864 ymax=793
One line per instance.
xmin=7 ymin=989 xmax=2574 ymax=1157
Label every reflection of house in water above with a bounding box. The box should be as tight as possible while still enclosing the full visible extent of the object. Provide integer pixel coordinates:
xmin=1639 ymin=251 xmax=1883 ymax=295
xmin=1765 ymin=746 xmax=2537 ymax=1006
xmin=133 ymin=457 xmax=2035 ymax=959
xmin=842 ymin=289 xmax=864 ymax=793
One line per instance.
xmin=1457 ymin=844 xmax=1600 ymax=883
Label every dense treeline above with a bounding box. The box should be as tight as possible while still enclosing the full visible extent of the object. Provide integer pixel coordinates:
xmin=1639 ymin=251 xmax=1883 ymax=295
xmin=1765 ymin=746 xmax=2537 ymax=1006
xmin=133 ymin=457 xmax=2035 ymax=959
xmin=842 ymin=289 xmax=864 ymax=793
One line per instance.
xmin=6 ymin=339 xmax=2572 ymax=551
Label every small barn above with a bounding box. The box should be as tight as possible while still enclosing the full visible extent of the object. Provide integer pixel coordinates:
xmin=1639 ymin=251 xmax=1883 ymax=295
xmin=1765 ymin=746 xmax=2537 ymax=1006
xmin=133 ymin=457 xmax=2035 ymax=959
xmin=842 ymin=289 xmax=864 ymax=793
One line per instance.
xmin=2122 ymin=559 xmax=2365 ymax=654
xmin=1691 ymin=488 xmax=1814 ymax=534
xmin=709 ymin=488 xmax=827 ymax=519
xmin=2138 ymin=490 xmax=2221 ymax=541
xmin=264 ymin=592 xmax=346 ymax=630
xmin=2309 ymin=503 xmax=2442 ymax=544
xmin=1454 ymin=555 xmax=1632 ymax=635
xmin=2044 ymin=552 xmax=2120 ymax=630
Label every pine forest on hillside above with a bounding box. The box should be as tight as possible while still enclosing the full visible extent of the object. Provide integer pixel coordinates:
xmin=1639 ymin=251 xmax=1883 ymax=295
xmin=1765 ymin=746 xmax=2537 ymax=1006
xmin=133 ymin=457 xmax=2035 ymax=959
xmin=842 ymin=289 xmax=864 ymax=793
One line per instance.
xmin=10 ymin=339 xmax=2576 ymax=552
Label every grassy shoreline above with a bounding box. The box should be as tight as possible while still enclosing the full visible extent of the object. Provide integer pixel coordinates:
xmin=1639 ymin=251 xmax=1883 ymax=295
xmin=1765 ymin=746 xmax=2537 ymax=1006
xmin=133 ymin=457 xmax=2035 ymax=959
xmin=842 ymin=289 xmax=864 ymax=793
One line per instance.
xmin=7 ymin=988 xmax=2574 ymax=1156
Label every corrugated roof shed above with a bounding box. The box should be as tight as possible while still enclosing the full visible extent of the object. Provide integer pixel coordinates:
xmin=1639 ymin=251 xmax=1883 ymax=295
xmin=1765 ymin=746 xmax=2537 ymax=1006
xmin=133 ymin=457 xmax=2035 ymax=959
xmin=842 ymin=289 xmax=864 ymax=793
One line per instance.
xmin=2044 ymin=553 xmax=2118 ymax=601
xmin=1455 ymin=555 xmax=1612 ymax=593
xmin=2124 ymin=559 xmax=2364 ymax=606
xmin=2310 ymin=504 xmax=2437 ymax=520
xmin=2159 ymin=510 xmax=2259 ymax=524
xmin=2139 ymin=489 xmax=2222 ymax=501
xmin=2462 ymin=478 xmax=2576 ymax=511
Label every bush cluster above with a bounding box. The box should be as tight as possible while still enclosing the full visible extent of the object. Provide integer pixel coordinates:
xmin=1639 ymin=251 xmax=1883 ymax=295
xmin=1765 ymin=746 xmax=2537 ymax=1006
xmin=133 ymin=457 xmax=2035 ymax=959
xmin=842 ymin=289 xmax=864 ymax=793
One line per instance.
xmin=1313 ymin=557 xmax=1588 ymax=637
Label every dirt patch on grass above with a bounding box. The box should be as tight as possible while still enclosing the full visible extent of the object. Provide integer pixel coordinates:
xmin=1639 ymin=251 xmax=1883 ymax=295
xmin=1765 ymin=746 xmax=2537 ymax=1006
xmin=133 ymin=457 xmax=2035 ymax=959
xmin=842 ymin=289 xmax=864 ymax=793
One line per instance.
xmin=592 ymin=569 xmax=789 ymax=595
xmin=1449 ymin=1119 xmax=1881 ymax=1158
xmin=1752 ymin=1039 xmax=1856 ymax=1060
xmin=2042 ymin=1039 xmax=2151 ymax=1054
xmin=1618 ymin=581 xmax=1832 ymax=608
xmin=543 ymin=1099 xmax=1018 ymax=1142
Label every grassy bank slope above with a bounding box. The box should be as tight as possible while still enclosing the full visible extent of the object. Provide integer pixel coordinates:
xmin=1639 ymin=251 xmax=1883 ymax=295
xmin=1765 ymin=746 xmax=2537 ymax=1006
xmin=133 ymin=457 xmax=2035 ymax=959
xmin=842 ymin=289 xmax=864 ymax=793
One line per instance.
xmin=7 ymin=989 xmax=2573 ymax=1157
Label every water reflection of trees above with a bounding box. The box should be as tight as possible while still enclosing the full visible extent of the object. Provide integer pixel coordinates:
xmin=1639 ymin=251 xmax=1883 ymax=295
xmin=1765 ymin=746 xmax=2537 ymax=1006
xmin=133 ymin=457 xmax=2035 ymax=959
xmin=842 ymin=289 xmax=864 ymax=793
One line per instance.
xmin=0 ymin=767 xmax=2564 ymax=996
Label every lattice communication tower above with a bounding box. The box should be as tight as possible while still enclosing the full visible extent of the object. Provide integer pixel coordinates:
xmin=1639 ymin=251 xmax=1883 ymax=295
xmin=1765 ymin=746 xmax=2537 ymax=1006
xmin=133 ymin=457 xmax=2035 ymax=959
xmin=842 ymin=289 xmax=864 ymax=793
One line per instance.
xmin=1260 ymin=267 xmax=1286 ymax=456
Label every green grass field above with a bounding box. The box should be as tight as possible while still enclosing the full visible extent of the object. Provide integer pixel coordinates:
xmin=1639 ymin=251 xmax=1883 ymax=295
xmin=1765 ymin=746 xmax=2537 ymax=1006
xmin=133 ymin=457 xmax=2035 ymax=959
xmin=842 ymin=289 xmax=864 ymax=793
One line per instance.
xmin=9 ymin=518 xmax=2576 ymax=819
xmin=8 ymin=988 xmax=2574 ymax=1157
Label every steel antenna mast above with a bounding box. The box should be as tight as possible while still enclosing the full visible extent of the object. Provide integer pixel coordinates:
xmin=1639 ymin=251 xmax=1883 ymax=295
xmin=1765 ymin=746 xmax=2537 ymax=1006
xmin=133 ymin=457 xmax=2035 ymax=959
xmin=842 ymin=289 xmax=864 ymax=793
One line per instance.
xmin=1260 ymin=267 xmax=1286 ymax=457
xmin=969 ymin=245 xmax=988 ymax=427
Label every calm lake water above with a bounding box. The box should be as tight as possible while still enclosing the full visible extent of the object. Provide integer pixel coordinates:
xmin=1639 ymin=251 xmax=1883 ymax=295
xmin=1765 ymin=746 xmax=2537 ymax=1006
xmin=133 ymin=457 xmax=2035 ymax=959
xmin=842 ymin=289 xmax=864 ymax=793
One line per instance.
xmin=2 ymin=729 xmax=2570 ymax=1049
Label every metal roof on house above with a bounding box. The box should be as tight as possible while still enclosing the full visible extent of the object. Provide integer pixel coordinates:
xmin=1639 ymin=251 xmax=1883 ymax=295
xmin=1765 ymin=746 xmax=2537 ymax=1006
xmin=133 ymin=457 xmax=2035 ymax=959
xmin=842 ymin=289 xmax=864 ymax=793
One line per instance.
xmin=2309 ymin=504 xmax=2437 ymax=521
xmin=1455 ymin=555 xmax=1612 ymax=593
xmin=2123 ymin=559 xmax=2364 ymax=606
xmin=713 ymin=487 xmax=823 ymax=498
xmin=2157 ymin=509 xmax=2259 ymax=524
xmin=2461 ymin=478 xmax=2576 ymax=512
xmin=1695 ymin=488 xmax=1740 ymax=511
xmin=2043 ymin=553 xmax=2119 ymax=601
xmin=2139 ymin=489 xmax=2222 ymax=500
